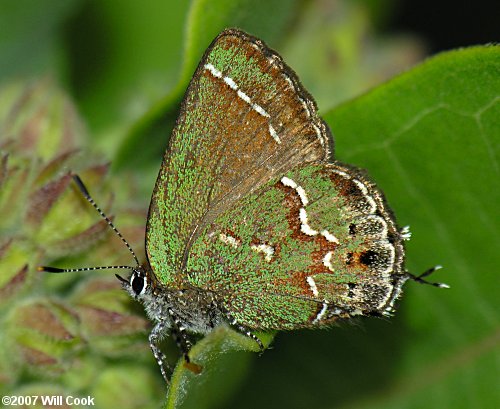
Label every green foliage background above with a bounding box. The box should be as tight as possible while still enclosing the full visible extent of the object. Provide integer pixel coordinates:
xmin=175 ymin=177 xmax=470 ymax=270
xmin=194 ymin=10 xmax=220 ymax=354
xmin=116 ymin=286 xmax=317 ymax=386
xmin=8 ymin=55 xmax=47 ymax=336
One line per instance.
xmin=0 ymin=1 xmax=498 ymax=408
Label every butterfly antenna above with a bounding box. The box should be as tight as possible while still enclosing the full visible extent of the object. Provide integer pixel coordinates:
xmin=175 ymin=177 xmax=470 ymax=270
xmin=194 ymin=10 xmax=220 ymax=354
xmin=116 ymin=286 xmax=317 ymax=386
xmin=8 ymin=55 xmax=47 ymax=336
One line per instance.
xmin=71 ymin=174 xmax=140 ymax=267
xmin=407 ymin=265 xmax=450 ymax=289
xmin=38 ymin=175 xmax=140 ymax=275
xmin=38 ymin=265 xmax=133 ymax=276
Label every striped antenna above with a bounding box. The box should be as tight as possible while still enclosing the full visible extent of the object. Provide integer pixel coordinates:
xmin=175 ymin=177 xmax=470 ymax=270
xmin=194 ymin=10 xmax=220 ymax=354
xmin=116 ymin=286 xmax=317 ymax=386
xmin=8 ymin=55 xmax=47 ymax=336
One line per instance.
xmin=38 ymin=265 xmax=133 ymax=273
xmin=72 ymin=175 xmax=140 ymax=266
xmin=38 ymin=174 xmax=140 ymax=274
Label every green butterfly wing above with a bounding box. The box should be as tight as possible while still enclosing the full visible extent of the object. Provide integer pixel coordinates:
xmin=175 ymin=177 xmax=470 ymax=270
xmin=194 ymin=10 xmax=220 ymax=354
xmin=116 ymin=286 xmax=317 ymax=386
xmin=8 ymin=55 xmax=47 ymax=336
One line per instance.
xmin=146 ymin=29 xmax=330 ymax=285
xmin=187 ymin=163 xmax=406 ymax=330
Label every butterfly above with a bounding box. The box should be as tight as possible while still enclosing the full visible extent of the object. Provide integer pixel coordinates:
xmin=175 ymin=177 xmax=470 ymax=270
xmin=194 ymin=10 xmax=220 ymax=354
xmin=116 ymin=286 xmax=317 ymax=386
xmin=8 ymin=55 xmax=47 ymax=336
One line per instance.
xmin=40 ymin=28 xmax=447 ymax=382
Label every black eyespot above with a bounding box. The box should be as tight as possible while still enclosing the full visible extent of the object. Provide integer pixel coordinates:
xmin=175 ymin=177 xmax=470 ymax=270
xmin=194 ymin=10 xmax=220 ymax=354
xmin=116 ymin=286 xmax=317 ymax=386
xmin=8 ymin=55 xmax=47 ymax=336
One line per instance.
xmin=360 ymin=250 xmax=378 ymax=266
xmin=346 ymin=181 xmax=359 ymax=196
xmin=131 ymin=274 xmax=145 ymax=295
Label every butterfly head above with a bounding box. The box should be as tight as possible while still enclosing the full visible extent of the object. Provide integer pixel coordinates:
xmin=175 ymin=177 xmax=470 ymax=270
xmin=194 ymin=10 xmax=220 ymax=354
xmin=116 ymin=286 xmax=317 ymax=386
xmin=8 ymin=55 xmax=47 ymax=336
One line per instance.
xmin=115 ymin=265 xmax=155 ymax=300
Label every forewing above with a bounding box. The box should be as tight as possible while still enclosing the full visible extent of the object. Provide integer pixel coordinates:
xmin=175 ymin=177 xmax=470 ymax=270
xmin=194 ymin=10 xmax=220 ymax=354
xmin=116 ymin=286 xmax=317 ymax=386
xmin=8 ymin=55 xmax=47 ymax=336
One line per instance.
xmin=146 ymin=29 xmax=330 ymax=284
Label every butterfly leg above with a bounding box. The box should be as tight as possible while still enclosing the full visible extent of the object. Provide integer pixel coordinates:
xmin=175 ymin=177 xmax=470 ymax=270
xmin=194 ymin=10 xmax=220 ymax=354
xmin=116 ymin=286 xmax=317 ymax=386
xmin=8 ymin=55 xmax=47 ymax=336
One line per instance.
xmin=167 ymin=308 xmax=203 ymax=374
xmin=223 ymin=309 xmax=264 ymax=352
xmin=149 ymin=320 xmax=172 ymax=383
xmin=166 ymin=307 xmax=192 ymax=360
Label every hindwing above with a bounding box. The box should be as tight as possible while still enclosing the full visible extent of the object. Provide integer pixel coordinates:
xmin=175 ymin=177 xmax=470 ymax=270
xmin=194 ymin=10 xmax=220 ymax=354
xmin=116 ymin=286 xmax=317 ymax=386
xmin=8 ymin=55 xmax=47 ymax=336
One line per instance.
xmin=187 ymin=163 xmax=407 ymax=330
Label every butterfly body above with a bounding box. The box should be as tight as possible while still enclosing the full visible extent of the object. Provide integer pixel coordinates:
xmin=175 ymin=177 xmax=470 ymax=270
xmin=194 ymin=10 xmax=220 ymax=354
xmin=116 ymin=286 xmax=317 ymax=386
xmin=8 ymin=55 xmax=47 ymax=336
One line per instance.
xmin=124 ymin=270 xmax=223 ymax=335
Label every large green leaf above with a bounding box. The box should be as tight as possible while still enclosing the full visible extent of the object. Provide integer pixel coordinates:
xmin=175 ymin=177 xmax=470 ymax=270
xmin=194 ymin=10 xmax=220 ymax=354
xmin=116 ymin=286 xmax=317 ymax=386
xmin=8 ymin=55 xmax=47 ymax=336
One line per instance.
xmin=214 ymin=45 xmax=498 ymax=409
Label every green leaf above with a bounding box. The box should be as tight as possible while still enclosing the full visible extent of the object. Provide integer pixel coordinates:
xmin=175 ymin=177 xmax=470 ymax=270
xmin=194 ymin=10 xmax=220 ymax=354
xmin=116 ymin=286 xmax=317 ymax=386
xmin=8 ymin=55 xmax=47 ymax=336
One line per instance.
xmin=165 ymin=328 xmax=274 ymax=409
xmin=67 ymin=0 xmax=190 ymax=136
xmin=225 ymin=45 xmax=499 ymax=409
xmin=0 ymin=0 xmax=81 ymax=80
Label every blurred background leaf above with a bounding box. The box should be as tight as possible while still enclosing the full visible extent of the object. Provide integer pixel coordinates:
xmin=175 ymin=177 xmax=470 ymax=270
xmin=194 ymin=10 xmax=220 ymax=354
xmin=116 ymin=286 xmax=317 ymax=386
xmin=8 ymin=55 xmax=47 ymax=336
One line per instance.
xmin=0 ymin=0 xmax=498 ymax=408
xmin=0 ymin=0 xmax=82 ymax=80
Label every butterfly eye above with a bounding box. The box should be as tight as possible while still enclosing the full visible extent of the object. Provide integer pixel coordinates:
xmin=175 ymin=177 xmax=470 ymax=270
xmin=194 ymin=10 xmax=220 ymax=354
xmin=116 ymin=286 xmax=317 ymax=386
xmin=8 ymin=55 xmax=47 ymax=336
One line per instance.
xmin=131 ymin=273 xmax=147 ymax=296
